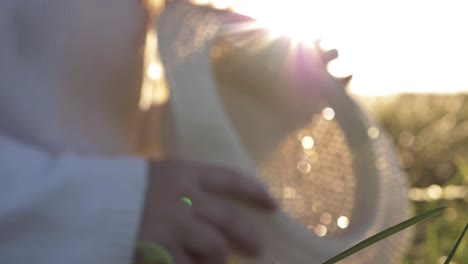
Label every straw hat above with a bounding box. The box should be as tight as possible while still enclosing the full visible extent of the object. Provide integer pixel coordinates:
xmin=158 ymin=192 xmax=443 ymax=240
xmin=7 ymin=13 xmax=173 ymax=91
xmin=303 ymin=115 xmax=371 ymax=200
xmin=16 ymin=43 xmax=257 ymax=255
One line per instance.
xmin=156 ymin=2 xmax=413 ymax=263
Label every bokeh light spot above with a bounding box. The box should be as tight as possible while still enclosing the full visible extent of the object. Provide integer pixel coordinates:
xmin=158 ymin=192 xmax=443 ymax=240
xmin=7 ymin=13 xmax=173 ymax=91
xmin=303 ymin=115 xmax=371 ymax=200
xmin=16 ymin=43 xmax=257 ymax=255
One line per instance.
xmin=427 ymin=184 xmax=443 ymax=200
xmin=297 ymin=130 xmax=311 ymax=141
xmin=297 ymin=159 xmax=312 ymax=174
xmin=312 ymin=201 xmax=324 ymax=214
xmin=399 ymin=131 xmax=415 ymax=148
xmin=320 ymin=212 xmax=333 ymax=225
xmin=283 ymin=187 xmax=297 ymax=199
xmin=301 ymin=136 xmax=315 ymax=149
xmin=337 ymin=216 xmax=350 ymax=229
xmin=147 ymin=62 xmax=163 ymax=80
xmin=315 ymin=224 xmax=328 ymax=237
xmin=322 ymin=107 xmax=336 ymax=121
xmin=367 ymin=126 xmax=380 ymax=139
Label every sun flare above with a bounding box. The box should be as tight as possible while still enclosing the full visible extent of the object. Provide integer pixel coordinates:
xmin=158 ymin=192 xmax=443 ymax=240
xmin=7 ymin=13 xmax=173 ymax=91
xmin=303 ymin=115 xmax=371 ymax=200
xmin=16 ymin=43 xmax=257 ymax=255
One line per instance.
xmin=191 ymin=0 xmax=468 ymax=95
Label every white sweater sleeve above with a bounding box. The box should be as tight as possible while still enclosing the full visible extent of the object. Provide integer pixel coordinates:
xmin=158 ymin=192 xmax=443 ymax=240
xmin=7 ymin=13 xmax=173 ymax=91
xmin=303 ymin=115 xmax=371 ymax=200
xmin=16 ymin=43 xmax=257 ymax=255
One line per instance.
xmin=0 ymin=134 xmax=148 ymax=264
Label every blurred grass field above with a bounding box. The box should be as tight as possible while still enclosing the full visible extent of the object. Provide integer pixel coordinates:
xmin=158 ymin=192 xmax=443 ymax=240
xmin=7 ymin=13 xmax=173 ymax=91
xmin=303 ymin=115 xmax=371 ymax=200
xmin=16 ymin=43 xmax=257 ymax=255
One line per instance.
xmin=357 ymin=94 xmax=467 ymax=264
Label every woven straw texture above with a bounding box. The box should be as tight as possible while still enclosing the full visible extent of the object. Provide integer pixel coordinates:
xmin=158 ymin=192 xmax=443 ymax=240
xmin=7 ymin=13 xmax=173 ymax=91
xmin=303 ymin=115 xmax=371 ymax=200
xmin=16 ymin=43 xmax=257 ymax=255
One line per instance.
xmin=157 ymin=2 xmax=413 ymax=263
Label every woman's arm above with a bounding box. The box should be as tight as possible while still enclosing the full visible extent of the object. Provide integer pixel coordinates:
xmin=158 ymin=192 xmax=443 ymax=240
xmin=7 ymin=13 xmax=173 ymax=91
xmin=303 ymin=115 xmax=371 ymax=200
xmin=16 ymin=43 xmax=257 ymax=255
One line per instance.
xmin=0 ymin=133 xmax=148 ymax=264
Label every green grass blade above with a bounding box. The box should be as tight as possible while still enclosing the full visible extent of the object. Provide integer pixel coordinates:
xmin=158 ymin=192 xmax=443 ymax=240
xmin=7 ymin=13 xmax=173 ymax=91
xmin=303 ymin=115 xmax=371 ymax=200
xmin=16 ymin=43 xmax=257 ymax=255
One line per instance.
xmin=323 ymin=206 xmax=446 ymax=264
xmin=444 ymin=222 xmax=468 ymax=264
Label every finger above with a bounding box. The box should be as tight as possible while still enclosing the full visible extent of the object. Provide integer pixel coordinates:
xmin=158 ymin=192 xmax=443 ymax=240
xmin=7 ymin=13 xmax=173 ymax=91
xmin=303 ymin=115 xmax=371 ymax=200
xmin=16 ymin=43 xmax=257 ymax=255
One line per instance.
xmin=192 ymin=194 xmax=261 ymax=256
xmin=199 ymin=168 xmax=277 ymax=210
xmin=178 ymin=220 xmax=230 ymax=264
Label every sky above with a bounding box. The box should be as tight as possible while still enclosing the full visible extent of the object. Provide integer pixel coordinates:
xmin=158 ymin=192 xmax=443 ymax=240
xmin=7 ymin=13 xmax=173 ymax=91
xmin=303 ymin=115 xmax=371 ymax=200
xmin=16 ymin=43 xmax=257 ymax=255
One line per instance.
xmin=194 ymin=0 xmax=468 ymax=95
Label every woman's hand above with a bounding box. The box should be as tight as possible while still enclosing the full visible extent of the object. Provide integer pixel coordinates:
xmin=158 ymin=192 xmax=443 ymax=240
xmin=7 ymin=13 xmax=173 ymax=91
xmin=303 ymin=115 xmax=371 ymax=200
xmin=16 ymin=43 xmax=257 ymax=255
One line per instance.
xmin=136 ymin=160 xmax=277 ymax=264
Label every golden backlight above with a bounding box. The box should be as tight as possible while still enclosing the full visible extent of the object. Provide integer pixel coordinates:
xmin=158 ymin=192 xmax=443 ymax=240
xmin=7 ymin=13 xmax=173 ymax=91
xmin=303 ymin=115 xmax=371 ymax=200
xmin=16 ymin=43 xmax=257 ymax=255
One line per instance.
xmin=192 ymin=0 xmax=468 ymax=95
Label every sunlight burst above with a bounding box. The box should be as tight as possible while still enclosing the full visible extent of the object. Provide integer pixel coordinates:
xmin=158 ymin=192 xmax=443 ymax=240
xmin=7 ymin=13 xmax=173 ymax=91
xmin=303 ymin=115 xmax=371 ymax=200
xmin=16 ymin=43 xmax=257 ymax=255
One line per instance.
xmin=192 ymin=0 xmax=468 ymax=95
xmin=231 ymin=0 xmax=334 ymax=43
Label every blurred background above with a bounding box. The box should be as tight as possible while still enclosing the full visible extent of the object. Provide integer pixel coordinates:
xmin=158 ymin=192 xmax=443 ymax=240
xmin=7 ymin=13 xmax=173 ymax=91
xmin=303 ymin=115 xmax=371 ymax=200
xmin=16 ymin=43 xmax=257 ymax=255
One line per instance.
xmin=187 ymin=1 xmax=467 ymax=263
xmin=358 ymin=94 xmax=467 ymax=264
